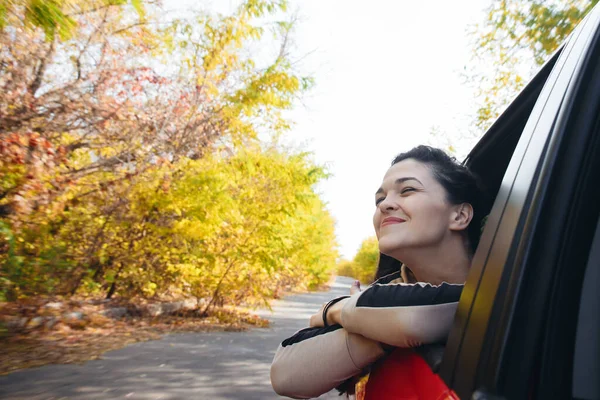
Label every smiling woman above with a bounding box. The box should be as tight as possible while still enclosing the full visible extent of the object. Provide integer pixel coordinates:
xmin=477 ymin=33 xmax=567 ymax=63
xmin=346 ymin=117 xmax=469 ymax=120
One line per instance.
xmin=375 ymin=148 xmax=485 ymax=285
xmin=270 ymin=145 xmax=487 ymax=399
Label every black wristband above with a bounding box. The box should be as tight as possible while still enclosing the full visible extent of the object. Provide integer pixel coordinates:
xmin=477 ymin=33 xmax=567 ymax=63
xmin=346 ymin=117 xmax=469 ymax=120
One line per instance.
xmin=322 ymin=295 xmax=350 ymax=327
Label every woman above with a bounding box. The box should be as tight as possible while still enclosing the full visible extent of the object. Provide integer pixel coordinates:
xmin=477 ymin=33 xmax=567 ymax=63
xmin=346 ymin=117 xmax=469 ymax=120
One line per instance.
xmin=270 ymin=146 xmax=487 ymax=399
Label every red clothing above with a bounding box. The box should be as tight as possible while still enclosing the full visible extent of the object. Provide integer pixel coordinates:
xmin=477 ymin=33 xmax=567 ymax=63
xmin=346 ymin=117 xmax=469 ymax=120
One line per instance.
xmin=362 ymin=348 xmax=459 ymax=400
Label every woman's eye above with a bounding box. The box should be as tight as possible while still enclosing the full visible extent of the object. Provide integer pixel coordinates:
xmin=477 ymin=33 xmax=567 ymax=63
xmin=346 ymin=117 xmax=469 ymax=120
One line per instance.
xmin=375 ymin=197 xmax=385 ymax=206
xmin=401 ymin=187 xmax=416 ymax=194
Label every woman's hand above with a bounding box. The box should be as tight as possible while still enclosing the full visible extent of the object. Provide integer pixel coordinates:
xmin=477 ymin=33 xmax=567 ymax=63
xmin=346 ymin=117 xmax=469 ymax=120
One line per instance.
xmin=309 ymin=281 xmax=361 ymax=327
xmin=350 ymin=280 xmax=361 ymax=295
xmin=309 ymin=298 xmax=349 ymax=327
xmin=309 ymin=303 xmax=328 ymax=327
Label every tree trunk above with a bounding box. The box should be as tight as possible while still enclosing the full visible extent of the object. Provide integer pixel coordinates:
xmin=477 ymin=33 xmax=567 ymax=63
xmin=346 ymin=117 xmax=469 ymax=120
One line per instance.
xmin=106 ymin=262 xmax=125 ymax=299
xmin=106 ymin=280 xmax=117 ymax=299
xmin=200 ymin=259 xmax=236 ymax=317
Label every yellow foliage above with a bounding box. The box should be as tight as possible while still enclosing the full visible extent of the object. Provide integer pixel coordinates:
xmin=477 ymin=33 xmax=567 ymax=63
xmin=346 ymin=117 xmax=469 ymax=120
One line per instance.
xmin=0 ymin=0 xmax=330 ymax=307
xmin=469 ymin=0 xmax=598 ymax=131
xmin=337 ymin=237 xmax=379 ymax=284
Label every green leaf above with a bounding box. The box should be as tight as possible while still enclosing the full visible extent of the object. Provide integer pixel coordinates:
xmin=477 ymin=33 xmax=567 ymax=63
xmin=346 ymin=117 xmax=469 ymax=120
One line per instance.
xmin=130 ymin=0 xmax=145 ymax=19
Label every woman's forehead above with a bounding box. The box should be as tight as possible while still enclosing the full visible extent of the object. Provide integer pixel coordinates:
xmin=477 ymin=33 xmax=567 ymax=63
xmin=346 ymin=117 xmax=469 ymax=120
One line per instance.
xmin=382 ymin=159 xmax=433 ymax=182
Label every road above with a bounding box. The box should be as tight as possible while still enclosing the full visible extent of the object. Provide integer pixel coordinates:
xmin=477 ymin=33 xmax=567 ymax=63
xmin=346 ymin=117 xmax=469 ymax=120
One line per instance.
xmin=0 ymin=277 xmax=355 ymax=399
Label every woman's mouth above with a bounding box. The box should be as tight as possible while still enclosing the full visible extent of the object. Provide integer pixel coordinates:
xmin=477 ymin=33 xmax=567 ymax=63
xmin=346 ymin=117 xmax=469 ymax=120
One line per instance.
xmin=381 ymin=217 xmax=406 ymax=227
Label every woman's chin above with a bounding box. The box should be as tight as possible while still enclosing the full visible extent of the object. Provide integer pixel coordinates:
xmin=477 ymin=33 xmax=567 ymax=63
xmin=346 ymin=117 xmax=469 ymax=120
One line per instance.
xmin=378 ymin=238 xmax=404 ymax=257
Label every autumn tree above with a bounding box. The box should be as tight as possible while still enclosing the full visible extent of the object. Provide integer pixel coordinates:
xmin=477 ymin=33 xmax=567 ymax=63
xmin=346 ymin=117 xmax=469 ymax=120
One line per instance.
xmin=469 ymin=0 xmax=598 ymax=131
xmin=337 ymin=237 xmax=379 ymax=284
xmin=0 ymin=0 xmax=337 ymax=304
xmin=0 ymin=0 xmax=147 ymax=40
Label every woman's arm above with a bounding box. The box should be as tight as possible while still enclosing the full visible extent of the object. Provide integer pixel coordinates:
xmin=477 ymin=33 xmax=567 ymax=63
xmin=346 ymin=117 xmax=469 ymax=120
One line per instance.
xmin=270 ymin=325 xmax=385 ymax=399
xmin=271 ymin=273 xmax=463 ymax=398
xmin=331 ymin=281 xmax=464 ymax=347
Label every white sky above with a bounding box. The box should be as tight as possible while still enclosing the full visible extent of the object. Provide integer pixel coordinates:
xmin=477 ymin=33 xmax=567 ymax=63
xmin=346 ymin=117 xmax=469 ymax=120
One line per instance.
xmin=164 ymin=0 xmax=491 ymax=260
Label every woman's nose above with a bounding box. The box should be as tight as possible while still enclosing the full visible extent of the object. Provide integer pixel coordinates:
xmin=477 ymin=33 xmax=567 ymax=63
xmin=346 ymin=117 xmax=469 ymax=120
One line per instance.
xmin=378 ymin=196 xmax=399 ymax=212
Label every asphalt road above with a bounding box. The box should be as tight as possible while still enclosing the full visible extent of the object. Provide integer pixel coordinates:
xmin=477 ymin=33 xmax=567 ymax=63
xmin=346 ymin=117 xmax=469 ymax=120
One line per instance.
xmin=0 ymin=277 xmax=355 ymax=400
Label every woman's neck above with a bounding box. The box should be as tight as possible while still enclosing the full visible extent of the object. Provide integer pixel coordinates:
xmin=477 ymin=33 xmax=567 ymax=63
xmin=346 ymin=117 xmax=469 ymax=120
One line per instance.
xmin=397 ymin=237 xmax=472 ymax=285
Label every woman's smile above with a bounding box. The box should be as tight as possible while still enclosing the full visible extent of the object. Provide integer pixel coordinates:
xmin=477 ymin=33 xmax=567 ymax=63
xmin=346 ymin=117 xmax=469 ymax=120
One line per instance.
xmin=381 ymin=217 xmax=406 ymax=227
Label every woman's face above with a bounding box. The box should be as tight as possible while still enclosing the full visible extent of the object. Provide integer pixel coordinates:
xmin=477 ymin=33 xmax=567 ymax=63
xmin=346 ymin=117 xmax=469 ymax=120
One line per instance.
xmin=373 ymin=159 xmax=458 ymax=258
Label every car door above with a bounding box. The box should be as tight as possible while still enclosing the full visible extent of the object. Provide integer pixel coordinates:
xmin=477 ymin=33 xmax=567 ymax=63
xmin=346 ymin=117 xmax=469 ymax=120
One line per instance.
xmin=439 ymin=3 xmax=600 ymax=400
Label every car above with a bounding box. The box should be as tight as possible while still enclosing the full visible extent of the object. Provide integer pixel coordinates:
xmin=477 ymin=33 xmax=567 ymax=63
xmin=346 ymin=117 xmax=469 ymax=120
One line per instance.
xmin=438 ymin=3 xmax=600 ymax=399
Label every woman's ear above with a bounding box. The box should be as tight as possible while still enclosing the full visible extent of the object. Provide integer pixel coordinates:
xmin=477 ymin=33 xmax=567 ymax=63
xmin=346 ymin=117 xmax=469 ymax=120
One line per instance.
xmin=449 ymin=203 xmax=474 ymax=232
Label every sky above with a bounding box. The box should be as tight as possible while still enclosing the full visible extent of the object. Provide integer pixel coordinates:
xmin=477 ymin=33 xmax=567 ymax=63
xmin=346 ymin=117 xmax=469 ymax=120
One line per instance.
xmin=164 ymin=0 xmax=491 ymax=260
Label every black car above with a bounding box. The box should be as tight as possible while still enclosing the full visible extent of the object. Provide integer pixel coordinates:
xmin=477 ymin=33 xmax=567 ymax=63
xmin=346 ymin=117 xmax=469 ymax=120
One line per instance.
xmin=439 ymin=3 xmax=600 ymax=400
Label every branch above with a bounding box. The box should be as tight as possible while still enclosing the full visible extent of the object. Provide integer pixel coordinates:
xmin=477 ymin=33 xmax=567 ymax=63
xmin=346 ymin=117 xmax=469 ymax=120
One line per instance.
xmin=67 ymin=165 xmax=152 ymax=201
xmin=111 ymin=21 xmax=158 ymax=35
xmin=64 ymin=151 xmax=136 ymax=177
xmin=30 ymin=39 xmax=57 ymax=96
xmin=65 ymin=141 xmax=90 ymax=152
xmin=75 ymin=7 xmax=110 ymax=81
xmin=65 ymin=4 xmax=113 ymax=17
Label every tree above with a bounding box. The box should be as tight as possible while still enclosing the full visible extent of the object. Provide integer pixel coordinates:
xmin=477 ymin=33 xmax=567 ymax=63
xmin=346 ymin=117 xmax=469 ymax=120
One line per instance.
xmin=0 ymin=0 xmax=146 ymax=40
xmin=469 ymin=0 xmax=598 ymax=132
xmin=337 ymin=237 xmax=379 ymax=284
xmin=0 ymin=0 xmax=337 ymax=304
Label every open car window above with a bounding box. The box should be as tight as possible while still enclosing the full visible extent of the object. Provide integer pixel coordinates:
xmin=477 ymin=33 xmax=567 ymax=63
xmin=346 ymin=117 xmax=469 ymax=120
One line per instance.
xmin=464 ymin=46 xmax=561 ymax=204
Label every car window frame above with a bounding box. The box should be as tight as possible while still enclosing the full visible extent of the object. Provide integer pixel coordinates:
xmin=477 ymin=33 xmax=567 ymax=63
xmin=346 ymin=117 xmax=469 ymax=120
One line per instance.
xmin=499 ymin=18 xmax=600 ymax=399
